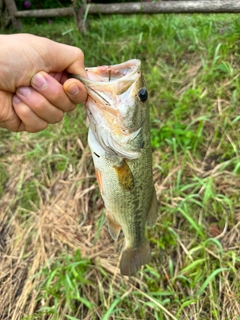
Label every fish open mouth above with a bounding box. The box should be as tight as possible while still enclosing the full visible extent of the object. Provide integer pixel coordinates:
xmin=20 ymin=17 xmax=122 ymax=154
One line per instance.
xmin=69 ymin=59 xmax=142 ymax=107
xmin=69 ymin=59 xmax=144 ymax=160
xmin=84 ymin=59 xmax=141 ymax=83
xmin=69 ymin=59 xmax=141 ymax=85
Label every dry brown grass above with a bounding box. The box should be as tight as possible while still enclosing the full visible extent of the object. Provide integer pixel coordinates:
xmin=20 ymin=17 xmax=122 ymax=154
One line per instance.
xmin=0 ymin=127 xmax=239 ymax=319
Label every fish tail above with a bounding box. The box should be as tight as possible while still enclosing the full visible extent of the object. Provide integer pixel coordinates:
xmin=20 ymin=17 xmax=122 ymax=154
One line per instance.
xmin=120 ymin=241 xmax=151 ymax=276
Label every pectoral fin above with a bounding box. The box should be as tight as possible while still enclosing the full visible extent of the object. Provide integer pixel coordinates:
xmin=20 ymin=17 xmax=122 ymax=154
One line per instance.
xmin=106 ymin=211 xmax=121 ymax=240
xmin=146 ymin=187 xmax=158 ymax=226
xmin=113 ymin=160 xmax=134 ymax=191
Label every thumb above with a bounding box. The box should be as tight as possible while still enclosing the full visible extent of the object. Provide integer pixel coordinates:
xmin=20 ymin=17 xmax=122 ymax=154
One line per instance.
xmin=37 ymin=36 xmax=87 ymax=78
xmin=63 ymin=78 xmax=88 ymax=104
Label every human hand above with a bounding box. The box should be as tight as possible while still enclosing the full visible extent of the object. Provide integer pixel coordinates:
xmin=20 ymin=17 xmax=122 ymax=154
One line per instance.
xmin=0 ymin=34 xmax=87 ymax=132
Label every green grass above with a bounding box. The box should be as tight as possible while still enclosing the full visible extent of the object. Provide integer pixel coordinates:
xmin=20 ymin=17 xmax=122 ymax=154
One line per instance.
xmin=1 ymin=13 xmax=240 ymax=320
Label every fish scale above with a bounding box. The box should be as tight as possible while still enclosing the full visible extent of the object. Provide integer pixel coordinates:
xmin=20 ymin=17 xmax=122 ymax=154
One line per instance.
xmin=71 ymin=59 xmax=158 ymax=276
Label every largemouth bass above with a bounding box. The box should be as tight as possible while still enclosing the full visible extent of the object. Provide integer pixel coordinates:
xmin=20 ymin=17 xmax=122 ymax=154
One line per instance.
xmin=71 ymin=59 xmax=158 ymax=276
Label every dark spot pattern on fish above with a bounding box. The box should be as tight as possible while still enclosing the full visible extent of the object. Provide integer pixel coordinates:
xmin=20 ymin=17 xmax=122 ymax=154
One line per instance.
xmin=94 ymin=152 xmax=100 ymax=158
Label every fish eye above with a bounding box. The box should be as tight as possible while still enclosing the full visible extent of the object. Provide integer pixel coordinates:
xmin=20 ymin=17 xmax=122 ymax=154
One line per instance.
xmin=138 ymin=88 xmax=148 ymax=102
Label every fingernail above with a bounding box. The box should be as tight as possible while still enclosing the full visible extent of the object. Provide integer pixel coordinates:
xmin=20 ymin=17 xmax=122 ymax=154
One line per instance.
xmin=13 ymin=95 xmax=21 ymax=104
xmin=32 ymin=73 xmax=47 ymax=90
xmin=17 ymin=87 xmax=31 ymax=97
xmin=67 ymin=84 xmax=80 ymax=96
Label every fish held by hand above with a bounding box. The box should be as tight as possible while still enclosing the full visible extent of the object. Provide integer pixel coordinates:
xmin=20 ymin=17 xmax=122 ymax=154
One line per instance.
xmin=70 ymin=59 xmax=158 ymax=276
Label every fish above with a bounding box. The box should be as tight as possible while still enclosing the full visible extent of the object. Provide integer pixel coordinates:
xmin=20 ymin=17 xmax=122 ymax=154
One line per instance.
xmin=70 ymin=59 xmax=158 ymax=276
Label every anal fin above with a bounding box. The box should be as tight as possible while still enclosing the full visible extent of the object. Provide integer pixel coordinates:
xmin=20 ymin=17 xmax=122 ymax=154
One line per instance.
xmin=106 ymin=211 xmax=121 ymax=240
xmin=147 ymin=187 xmax=158 ymax=226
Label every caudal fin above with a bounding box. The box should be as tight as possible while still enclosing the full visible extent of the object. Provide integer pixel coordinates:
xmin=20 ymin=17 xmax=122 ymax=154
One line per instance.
xmin=120 ymin=241 xmax=151 ymax=276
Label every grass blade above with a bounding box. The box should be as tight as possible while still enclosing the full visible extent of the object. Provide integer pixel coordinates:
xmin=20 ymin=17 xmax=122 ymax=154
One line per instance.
xmin=196 ymin=268 xmax=229 ymax=297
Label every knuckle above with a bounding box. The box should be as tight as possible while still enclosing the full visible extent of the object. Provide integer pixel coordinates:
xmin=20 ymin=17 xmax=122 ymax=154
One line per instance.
xmin=43 ymin=90 xmax=60 ymax=103
xmin=17 ymin=105 xmax=31 ymax=118
xmin=75 ymin=48 xmax=84 ymax=60
xmin=28 ymin=95 xmax=46 ymax=112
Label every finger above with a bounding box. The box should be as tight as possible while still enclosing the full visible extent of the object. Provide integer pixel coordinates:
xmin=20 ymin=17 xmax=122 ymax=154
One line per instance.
xmin=48 ymin=71 xmax=87 ymax=104
xmin=49 ymin=71 xmax=68 ymax=84
xmin=63 ymin=78 xmax=88 ymax=105
xmin=31 ymin=72 xmax=75 ymax=112
xmin=13 ymin=95 xmax=48 ymax=133
xmin=16 ymin=87 xmax=64 ymax=124
xmin=31 ymin=72 xmax=87 ymax=111
xmin=0 ymin=90 xmax=25 ymax=132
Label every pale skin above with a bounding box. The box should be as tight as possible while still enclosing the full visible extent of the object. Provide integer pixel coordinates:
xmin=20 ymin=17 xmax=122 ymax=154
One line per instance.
xmin=0 ymin=33 xmax=87 ymax=132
